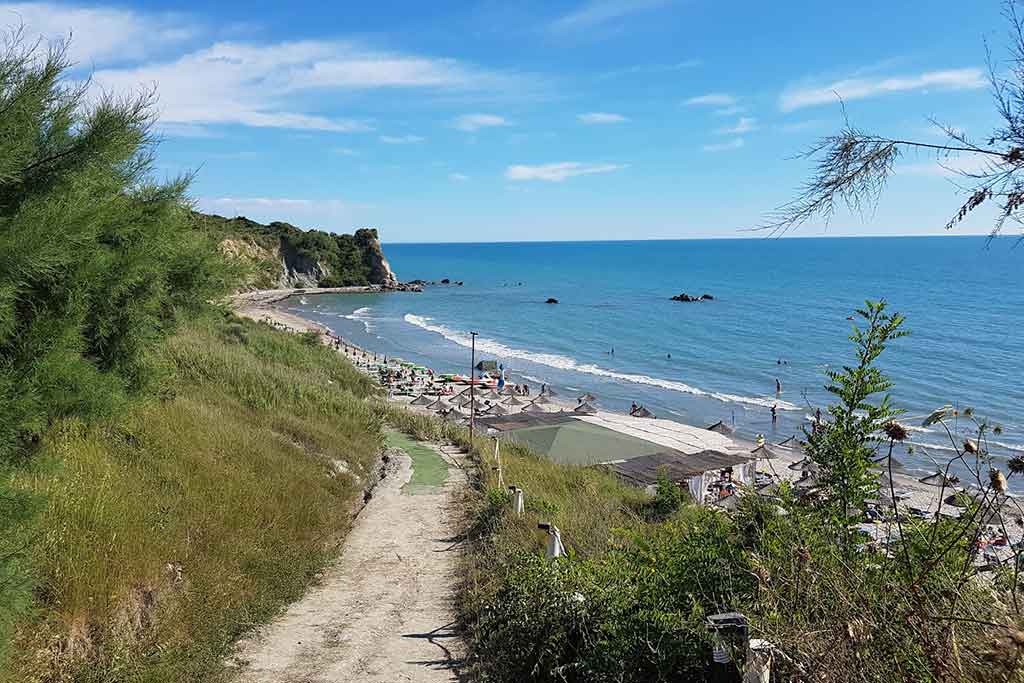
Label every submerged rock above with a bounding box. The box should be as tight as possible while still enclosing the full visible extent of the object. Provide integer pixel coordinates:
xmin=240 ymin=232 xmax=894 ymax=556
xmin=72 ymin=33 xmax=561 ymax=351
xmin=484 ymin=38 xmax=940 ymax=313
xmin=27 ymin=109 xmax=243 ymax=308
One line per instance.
xmin=545 ymin=298 xmax=559 ymax=304
xmin=671 ymin=292 xmax=714 ymax=302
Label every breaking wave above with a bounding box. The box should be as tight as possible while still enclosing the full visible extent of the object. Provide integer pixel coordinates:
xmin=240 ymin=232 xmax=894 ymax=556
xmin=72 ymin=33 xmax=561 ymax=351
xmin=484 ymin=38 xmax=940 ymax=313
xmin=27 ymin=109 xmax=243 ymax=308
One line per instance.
xmin=404 ymin=313 xmax=799 ymax=411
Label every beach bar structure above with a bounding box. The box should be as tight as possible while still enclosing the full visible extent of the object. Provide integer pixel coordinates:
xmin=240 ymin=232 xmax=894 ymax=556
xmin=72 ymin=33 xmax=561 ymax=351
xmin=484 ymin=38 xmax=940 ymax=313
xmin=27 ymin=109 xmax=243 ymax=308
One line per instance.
xmin=478 ymin=411 xmax=755 ymax=505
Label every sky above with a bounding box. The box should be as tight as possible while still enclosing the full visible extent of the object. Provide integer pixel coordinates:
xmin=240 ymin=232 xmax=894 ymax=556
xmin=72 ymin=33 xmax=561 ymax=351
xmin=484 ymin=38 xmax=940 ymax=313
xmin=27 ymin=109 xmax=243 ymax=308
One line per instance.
xmin=2 ymin=0 xmax=1015 ymax=242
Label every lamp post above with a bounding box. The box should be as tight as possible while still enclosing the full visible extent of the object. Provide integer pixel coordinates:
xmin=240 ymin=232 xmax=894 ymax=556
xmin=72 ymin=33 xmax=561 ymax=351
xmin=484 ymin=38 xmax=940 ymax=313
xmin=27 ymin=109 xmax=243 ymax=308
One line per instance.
xmin=469 ymin=331 xmax=478 ymax=441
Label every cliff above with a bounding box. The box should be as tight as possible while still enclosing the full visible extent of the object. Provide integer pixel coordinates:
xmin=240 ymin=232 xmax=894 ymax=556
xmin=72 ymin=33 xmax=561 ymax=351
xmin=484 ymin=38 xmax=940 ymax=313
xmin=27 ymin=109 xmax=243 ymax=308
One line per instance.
xmin=194 ymin=212 xmax=398 ymax=290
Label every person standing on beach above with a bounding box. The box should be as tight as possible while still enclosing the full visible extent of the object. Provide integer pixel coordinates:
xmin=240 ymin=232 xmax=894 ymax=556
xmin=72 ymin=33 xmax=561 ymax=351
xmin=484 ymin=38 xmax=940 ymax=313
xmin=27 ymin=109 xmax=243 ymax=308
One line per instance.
xmin=771 ymin=404 xmax=778 ymax=425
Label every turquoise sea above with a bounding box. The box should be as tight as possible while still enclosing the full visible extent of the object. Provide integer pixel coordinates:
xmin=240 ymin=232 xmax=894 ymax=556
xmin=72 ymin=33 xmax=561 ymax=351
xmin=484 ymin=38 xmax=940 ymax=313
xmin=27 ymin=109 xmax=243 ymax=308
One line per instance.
xmin=288 ymin=236 xmax=1024 ymax=479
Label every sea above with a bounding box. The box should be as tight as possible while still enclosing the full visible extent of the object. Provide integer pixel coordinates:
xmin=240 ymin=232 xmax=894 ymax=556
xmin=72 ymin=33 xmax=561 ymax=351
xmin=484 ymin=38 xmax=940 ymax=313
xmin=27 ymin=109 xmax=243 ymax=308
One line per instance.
xmin=286 ymin=236 xmax=1024 ymax=481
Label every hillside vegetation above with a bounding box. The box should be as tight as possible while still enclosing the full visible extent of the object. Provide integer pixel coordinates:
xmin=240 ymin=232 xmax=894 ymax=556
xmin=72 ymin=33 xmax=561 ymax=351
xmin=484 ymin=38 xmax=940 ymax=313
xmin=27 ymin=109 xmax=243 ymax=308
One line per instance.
xmin=193 ymin=212 xmax=396 ymax=290
xmin=0 ymin=34 xmax=385 ymax=682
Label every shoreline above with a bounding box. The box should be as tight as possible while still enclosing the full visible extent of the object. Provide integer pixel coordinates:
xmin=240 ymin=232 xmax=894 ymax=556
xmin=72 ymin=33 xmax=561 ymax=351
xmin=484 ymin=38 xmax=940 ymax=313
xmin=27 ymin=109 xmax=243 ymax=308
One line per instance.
xmin=229 ymin=289 xmax=1021 ymax=556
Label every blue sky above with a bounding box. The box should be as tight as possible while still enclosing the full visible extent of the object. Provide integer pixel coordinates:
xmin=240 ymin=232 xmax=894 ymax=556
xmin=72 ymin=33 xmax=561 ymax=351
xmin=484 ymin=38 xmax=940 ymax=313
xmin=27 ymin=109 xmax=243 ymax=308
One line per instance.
xmin=3 ymin=0 xmax=1012 ymax=242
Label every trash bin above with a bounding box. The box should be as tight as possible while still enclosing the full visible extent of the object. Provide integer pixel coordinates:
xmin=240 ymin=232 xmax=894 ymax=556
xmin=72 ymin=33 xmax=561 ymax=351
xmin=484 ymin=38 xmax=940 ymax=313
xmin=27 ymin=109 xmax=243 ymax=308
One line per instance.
xmin=706 ymin=612 xmax=748 ymax=683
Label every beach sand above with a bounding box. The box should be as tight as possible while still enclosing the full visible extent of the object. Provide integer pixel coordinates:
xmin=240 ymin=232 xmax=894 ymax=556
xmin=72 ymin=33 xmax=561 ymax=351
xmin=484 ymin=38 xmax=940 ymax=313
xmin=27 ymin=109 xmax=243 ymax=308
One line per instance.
xmin=231 ymin=289 xmax=1022 ymax=557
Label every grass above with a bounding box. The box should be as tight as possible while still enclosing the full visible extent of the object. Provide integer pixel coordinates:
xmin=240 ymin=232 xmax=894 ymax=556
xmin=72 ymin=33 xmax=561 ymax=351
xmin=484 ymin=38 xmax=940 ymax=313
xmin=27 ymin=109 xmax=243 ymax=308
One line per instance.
xmin=384 ymin=430 xmax=448 ymax=493
xmin=1 ymin=310 xmax=383 ymax=682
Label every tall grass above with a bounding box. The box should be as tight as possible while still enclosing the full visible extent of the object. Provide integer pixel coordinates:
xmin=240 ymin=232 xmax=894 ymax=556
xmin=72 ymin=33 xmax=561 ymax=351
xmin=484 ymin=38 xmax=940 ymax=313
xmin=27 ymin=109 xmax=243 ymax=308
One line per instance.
xmin=2 ymin=312 xmax=383 ymax=682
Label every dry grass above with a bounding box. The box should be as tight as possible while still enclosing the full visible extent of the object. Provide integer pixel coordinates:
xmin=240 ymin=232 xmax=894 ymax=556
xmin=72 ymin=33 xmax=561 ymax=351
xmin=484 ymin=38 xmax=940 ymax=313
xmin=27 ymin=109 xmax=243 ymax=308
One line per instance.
xmin=1 ymin=312 xmax=383 ymax=683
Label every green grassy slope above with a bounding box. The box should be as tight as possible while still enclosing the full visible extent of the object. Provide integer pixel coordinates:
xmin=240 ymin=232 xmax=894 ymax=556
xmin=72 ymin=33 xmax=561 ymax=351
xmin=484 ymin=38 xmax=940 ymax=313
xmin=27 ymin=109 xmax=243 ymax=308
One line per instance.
xmin=2 ymin=312 xmax=382 ymax=683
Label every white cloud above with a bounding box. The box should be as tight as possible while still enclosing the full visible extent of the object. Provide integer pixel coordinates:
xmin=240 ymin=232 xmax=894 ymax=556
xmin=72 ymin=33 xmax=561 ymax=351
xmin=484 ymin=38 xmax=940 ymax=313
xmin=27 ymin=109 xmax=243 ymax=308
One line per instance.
xmin=199 ymin=196 xmax=368 ymax=229
xmin=379 ymin=134 xmax=425 ymax=144
xmin=779 ymin=68 xmax=986 ymax=111
xmin=578 ymin=112 xmax=628 ymax=124
xmin=505 ymin=161 xmax=626 ymax=182
xmin=702 ymin=138 xmax=744 ymax=152
xmin=548 ymin=0 xmax=670 ymax=33
xmin=449 ymin=172 xmax=469 ymax=181
xmin=598 ymin=60 xmax=701 ymax=79
xmin=0 ymin=2 xmax=196 ymax=64
xmin=715 ymin=117 xmax=758 ymax=134
xmin=898 ymin=154 xmax=995 ymax=177
xmin=775 ymin=120 xmax=822 ymax=133
xmin=92 ymin=39 xmax=520 ymax=133
xmin=713 ymin=105 xmax=745 ymax=116
xmin=333 ymin=147 xmax=358 ymax=155
xmin=453 ymin=113 xmax=510 ymax=132
xmin=685 ymin=93 xmax=737 ymax=107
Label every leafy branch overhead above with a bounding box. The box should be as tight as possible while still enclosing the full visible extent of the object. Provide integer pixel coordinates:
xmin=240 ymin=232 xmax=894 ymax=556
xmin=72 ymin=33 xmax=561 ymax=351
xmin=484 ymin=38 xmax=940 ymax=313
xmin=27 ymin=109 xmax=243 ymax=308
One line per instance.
xmin=763 ymin=0 xmax=1024 ymax=238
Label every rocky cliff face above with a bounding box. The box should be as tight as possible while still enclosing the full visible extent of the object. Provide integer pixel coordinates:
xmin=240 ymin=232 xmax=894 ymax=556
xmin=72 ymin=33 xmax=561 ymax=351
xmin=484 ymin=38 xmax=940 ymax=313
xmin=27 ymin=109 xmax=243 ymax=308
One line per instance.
xmin=353 ymin=228 xmax=398 ymax=289
xmin=199 ymin=212 xmax=401 ymax=290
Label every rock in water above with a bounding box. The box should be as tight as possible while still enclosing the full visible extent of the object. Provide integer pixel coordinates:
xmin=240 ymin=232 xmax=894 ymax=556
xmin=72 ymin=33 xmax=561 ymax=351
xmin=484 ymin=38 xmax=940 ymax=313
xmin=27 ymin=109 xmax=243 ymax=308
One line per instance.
xmin=545 ymin=298 xmax=559 ymax=304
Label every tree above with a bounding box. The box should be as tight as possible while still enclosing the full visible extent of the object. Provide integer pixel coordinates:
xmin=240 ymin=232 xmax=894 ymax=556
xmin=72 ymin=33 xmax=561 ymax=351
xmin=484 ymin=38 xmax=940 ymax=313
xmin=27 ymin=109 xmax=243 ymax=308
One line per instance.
xmin=0 ymin=31 xmax=232 ymax=461
xmin=805 ymin=300 xmax=907 ymax=548
xmin=763 ymin=1 xmax=1024 ymax=239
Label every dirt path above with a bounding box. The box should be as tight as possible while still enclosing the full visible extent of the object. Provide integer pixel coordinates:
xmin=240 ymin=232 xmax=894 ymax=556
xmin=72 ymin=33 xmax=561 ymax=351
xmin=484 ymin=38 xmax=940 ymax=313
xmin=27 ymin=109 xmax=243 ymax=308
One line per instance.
xmin=227 ymin=439 xmax=468 ymax=682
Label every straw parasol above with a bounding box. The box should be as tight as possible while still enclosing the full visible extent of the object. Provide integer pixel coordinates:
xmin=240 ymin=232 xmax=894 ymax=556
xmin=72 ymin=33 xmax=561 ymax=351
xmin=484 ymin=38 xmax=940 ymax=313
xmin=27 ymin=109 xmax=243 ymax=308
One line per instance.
xmin=795 ymin=471 xmax=820 ymax=489
xmin=483 ymin=403 xmax=510 ymax=416
xmin=750 ymin=444 xmax=778 ymax=460
xmin=410 ymin=394 xmax=433 ymax=406
xmin=425 ymin=399 xmax=447 ymax=411
xmin=578 ymin=393 xmax=597 ymax=403
xmin=574 ymin=401 xmax=598 ymax=415
xmin=522 ymin=402 xmax=547 ymax=414
xmin=871 ymin=454 xmax=905 ymax=471
xmin=919 ymin=471 xmax=958 ymax=487
xmin=705 ymin=420 xmax=734 ymax=436
xmin=503 ymin=396 xmax=526 ymax=406
xmin=777 ymin=435 xmax=799 ymax=448
xmin=788 ymin=457 xmax=817 ymax=472
xmin=631 ymin=406 xmax=655 ymax=418
xmin=531 ymin=395 xmax=553 ymax=405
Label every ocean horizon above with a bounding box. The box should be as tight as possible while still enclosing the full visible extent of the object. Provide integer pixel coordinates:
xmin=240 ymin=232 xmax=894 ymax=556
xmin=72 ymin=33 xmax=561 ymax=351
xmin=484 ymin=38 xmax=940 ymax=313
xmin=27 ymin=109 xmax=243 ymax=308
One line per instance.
xmin=290 ymin=235 xmax=1024 ymax=481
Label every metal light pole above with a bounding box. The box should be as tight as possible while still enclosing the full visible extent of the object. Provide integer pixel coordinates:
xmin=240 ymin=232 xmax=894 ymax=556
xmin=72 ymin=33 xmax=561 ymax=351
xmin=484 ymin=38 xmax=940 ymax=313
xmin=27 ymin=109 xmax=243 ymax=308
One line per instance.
xmin=469 ymin=331 xmax=478 ymax=441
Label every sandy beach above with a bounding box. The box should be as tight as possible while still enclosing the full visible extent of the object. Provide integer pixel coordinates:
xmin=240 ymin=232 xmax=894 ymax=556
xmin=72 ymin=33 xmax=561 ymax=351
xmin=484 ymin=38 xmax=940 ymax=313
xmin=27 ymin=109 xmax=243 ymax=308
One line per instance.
xmin=231 ymin=289 xmax=1023 ymax=559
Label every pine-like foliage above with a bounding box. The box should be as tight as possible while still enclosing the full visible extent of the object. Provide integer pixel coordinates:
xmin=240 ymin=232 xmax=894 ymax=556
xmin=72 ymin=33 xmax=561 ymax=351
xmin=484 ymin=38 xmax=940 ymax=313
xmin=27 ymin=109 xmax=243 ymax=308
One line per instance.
xmin=0 ymin=33 xmax=232 ymax=462
xmin=805 ymin=299 xmax=908 ymax=546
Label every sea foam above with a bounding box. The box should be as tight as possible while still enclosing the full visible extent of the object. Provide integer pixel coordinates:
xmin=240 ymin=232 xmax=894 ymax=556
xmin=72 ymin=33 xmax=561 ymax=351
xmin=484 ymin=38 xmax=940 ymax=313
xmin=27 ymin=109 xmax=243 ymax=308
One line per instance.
xmin=404 ymin=313 xmax=799 ymax=411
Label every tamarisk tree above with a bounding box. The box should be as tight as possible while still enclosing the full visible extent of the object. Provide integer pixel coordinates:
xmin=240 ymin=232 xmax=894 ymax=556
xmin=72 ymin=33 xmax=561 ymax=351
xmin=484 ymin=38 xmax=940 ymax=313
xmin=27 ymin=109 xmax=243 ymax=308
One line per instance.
xmin=763 ymin=0 xmax=1024 ymax=239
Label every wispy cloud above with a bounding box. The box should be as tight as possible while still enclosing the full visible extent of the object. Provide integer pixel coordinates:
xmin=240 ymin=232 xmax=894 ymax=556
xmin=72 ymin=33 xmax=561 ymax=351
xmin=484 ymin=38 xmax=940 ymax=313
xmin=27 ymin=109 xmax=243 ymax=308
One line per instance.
xmin=685 ymin=93 xmax=737 ymax=107
xmin=702 ymin=138 xmax=744 ymax=152
xmin=713 ymin=105 xmax=745 ymax=116
xmin=598 ymin=59 xmax=700 ymax=79
xmin=779 ymin=68 xmax=986 ymax=111
xmin=93 ymin=38 xmax=524 ymax=133
xmin=715 ymin=117 xmax=757 ymax=134
xmin=199 ymin=196 xmax=368 ymax=229
xmin=453 ymin=113 xmax=510 ymax=132
xmin=505 ymin=162 xmax=627 ymax=182
xmin=332 ymin=147 xmax=358 ymax=155
xmin=449 ymin=172 xmax=470 ymax=182
xmin=0 ymin=1 xmax=197 ymax=64
xmin=578 ymin=112 xmax=628 ymax=124
xmin=898 ymin=154 xmax=995 ymax=177
xmin=379 ymin=134 xmax=425 ymax=144
xmin=548 ymin=0 xmax=670 ymax=33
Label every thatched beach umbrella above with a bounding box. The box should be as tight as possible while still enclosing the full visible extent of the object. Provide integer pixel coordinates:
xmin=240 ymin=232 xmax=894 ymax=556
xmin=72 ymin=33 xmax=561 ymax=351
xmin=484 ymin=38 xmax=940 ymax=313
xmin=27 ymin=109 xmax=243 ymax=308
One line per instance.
xmin=919 ymin=471 xmax=958 ymax=487
xmin=631 ymin=406 xmax=655 ymax=418
xmin=410 ymin=394 xmax=433 ymax=406
xmin=795 ymin=471 xmax=820 ymax=489
xmin=522 ymin=402 xmax=547 ymax=414
xmin=531 ymin=395 xmax=553 ymax=405
xmin=750 ymin=444 xmax=778 ymax=460
xmin=484 ymin=403 xmax=510 ymax=416
xmin=788 ymin=457 xmax=817 ymax=472
xmin=503 ymin=396 xmax=526 ymax=407
xmin=706 ymin=420 xmax=734 ymax=436
xmin=871 ymin=453 xmax=905 ymax=471
xmin=574 ymin=401 xmax=598 ymax=415
xmin=578 ymin=393 xmax=597 ymax=403
xmin=425 ymin=399 xmax=447 ymax=411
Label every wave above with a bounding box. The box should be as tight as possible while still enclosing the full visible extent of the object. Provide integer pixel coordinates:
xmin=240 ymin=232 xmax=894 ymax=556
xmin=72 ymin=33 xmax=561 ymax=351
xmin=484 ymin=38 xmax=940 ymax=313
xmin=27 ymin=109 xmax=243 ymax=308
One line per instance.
xmin=343 ymin=306 xmax=374 ymax=332
xmin=403 ymin=313 xmax=799 ymax=411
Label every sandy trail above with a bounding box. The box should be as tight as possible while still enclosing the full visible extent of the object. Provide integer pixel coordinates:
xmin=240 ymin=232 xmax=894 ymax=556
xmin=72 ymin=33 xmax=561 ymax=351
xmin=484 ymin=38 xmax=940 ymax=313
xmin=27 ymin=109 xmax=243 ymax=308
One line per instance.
xmin=228 ymin=443 xmax=467 ymax=683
